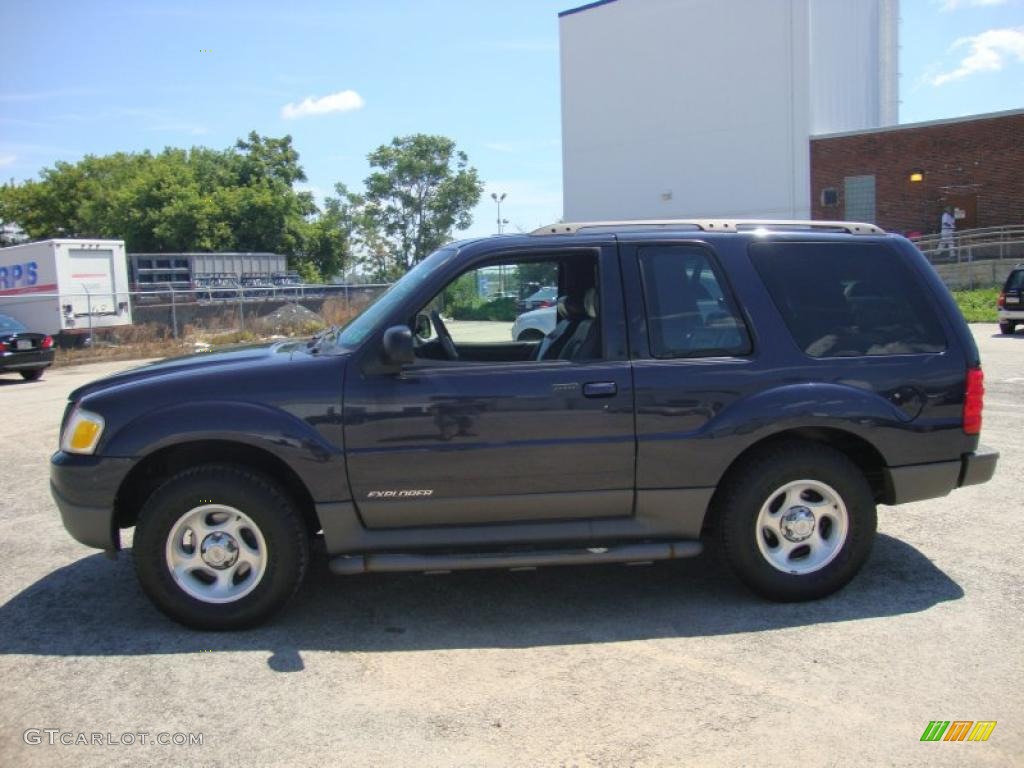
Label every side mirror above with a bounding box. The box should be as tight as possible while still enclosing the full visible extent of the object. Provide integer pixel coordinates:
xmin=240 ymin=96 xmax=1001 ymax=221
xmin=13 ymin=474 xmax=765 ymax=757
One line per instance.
xmin=413 ymin=313 xmax=432 ymax=339
xmin=381 ymin=325 xmax=415 ymax=368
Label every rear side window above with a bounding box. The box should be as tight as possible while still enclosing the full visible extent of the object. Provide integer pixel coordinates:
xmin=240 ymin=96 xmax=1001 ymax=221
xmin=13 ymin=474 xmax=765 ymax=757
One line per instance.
xmin=1006 ymin=270 xmax=1024 ymax=292
xmin=638 ymin=245 xmax=751 ymax=358
xmin=749 ymin=242 xmax=946 ymax=358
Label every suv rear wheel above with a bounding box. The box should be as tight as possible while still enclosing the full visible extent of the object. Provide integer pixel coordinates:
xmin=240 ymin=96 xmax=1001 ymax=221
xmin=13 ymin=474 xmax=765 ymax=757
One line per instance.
xmin=999 ymin=321 xmax=1016 ymax=335
xmin=134 ymin=464 xmax=309 ymax=630
xmin=717 ymin=443 xmax=876 ymax=601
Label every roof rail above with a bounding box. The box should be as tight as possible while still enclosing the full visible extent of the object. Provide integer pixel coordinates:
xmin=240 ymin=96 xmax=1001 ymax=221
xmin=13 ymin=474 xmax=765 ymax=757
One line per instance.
xmin=529 ymin=219 xmax=885 ymax=236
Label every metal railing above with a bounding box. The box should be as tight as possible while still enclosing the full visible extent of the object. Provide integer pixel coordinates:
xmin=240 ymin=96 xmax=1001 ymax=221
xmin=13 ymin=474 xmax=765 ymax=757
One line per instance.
xmin=913 ymin=224 xmax=1024 ymax=263
xmin=911 ymin=224 xmax=1024 ymax=290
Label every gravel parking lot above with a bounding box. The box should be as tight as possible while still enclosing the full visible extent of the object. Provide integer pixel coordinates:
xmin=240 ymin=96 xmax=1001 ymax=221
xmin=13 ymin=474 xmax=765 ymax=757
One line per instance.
xmin=1 ymin=325 xmax=1021 ymax=767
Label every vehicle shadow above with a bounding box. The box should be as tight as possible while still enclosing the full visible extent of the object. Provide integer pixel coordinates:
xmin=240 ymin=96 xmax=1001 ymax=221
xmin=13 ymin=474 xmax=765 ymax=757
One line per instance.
xmin=0 ymin=534 xmax=961 ymax=670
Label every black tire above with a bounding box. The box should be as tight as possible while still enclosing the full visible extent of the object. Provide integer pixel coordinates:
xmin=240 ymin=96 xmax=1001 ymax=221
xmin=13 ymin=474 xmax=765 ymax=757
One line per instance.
xmin=999 ymin=321 xmax=1015 ymax=335
xmin=517 ymin=329 xmax=545 ymax=342
xmin=716 ymin=442 xmax=876 ymax=602
xmin=20 ymin=369 xmax=44 ymax=381
xmin=134 ymin=464 xmax=309 ymax=630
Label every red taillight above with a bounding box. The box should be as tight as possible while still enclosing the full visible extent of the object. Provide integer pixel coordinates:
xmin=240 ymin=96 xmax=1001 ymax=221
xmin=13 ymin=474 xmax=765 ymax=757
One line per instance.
xmin=997 ymin=291 xmax=1006 ymax=308
xmin=0 ymin=341 xmax=7 ymax=352
xmin=963 ymin=367 xmax=984 ymax=435
xmin=539 ymin=300 xmax=554 ymax=308
xmin=41 ymin=335 xmax=54 ymax=350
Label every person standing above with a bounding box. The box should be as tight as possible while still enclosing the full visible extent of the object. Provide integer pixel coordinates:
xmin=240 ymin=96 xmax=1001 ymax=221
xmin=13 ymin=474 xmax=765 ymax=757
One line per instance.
xmin=939 ymin=206 xmax=956 ymax=257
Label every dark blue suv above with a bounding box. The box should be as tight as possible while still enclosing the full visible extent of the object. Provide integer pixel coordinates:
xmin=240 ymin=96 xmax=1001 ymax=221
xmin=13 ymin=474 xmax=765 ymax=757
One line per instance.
xmin=51 ymin=220 xmax=998 ymax=629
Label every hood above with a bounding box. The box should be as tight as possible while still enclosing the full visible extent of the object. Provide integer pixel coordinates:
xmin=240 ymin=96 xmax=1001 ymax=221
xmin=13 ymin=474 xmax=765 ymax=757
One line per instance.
xmin=68 ymin=340 xmax=312 ymax=402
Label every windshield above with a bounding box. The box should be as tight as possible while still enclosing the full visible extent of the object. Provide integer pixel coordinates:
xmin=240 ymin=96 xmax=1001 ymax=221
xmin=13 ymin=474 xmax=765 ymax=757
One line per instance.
xmin=336 ymin=246 xmax=460 ymax=348
xmin=0 ymin=315 xmax=27 ymax=333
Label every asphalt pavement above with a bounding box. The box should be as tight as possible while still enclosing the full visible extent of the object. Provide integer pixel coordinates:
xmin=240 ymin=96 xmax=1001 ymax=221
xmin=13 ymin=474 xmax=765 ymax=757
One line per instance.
xmin=0 ymin=326 xmax=1021 ymax=767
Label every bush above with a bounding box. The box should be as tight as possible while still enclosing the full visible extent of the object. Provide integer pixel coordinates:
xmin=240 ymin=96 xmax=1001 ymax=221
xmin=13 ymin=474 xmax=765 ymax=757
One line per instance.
xmin=952 ymin=288 xmax=1000 ymax=323
xmin=321 ymin=297 xmax=359 ymax=327
xmin=450 ymin=297 xmax=517 ymax=322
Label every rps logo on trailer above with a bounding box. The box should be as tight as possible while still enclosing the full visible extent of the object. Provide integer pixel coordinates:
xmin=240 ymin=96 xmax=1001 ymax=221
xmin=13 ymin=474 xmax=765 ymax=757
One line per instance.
xmin=0 ymin=261 xmax=39 ymax=289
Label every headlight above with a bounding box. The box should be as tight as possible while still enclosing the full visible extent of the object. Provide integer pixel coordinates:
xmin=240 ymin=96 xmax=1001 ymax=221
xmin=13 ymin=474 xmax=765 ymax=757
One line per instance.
xmin=61 ymin=408 xmax=105 ymax=455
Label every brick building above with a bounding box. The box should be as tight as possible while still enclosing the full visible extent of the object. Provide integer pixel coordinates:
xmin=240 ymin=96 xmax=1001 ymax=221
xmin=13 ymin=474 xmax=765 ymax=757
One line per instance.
xmin=810 ymin=108 xmax=1024 ymax=235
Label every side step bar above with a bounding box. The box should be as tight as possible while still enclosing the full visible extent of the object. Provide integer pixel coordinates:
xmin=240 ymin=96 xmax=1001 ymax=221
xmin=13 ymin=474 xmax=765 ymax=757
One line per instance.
xmin=329 ymin=540 xmax=703 ymax=575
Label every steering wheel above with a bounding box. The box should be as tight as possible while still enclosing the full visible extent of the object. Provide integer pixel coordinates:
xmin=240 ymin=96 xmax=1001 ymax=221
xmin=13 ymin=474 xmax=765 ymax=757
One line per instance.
xmin=430 ymin=310 xmax=459 ymax=360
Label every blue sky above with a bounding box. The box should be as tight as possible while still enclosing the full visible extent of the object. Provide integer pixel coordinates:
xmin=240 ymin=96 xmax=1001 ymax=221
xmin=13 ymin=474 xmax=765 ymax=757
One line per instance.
xmin=1 ymin=0 xmax=1022 ymax=238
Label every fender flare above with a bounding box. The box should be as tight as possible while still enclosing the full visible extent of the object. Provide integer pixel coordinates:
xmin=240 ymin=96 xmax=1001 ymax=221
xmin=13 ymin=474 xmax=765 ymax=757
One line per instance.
xmin=103 ymin=400 xmax=346 ymax=502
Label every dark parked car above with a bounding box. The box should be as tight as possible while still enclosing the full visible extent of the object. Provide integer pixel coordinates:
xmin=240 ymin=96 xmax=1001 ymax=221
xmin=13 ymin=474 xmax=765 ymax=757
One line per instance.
xmin=51 ymin=220 xmax=998 ymax=629
xmin=517 ymin=285 xmax=558 ymax=313
xmin=997 ymin=265 xmax=1023 ymax=335
xmin=0 ymin=313 xmax=54 ymax=381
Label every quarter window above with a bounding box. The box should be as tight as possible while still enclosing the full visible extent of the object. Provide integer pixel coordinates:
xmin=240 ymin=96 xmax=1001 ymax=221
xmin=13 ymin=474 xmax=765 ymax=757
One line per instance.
xmin=638 ymin=246 xmax=751 ymax=358
xmin=749 ymin=242 xmax=947 ymax=358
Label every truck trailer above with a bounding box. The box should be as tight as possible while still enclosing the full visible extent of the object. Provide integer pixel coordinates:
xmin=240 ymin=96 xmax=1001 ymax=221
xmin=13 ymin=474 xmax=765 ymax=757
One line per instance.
xmin=0 ymin=239 xmax=133 ymax=338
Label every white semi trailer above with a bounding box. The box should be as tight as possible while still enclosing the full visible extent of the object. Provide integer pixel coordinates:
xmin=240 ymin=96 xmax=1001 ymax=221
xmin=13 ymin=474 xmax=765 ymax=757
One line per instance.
xmin=0 ymin=239 xmax=133 ymax=338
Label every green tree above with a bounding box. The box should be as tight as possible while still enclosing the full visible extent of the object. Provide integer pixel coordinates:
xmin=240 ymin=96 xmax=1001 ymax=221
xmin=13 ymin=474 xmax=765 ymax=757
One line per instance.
xmin=362 ymin=134 xmax=483 ymax=272
xmin=0 ymin=132 xmax=329 ymax=274
xmin=298 ymin=183 xmax=358 ymax=281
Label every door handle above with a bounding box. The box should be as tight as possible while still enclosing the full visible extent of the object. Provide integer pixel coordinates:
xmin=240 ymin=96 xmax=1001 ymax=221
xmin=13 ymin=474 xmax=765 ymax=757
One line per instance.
xmin=583 ymin=381 xmax=617 ymax=398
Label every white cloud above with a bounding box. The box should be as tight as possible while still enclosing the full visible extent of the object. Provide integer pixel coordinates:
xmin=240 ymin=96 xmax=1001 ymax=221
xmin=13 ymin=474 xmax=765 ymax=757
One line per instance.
xmin=0 ymin=154 xmax=16 ymax=167
xmin=483 ymin=142 xmax=516 ymax=153
xmin=939 ymin=0 xmax=1008 ymax=11
xmin=281 ymin=90 xmax=364 ymax=120
xmin=930 ymin=26 xmax=1024 ymax=84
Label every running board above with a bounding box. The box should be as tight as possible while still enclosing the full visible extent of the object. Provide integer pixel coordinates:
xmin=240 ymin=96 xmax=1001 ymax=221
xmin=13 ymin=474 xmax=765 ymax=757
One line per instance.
xmin=328 ymin=541 xmax=703 ymax=575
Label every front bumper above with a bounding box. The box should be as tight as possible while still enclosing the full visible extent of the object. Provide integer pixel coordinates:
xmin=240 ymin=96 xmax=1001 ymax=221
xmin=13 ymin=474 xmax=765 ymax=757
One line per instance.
xmin=883 ymin=446 xmax=999 ymax=505
xmin=50 ymin=452 xmax=134 ymax=555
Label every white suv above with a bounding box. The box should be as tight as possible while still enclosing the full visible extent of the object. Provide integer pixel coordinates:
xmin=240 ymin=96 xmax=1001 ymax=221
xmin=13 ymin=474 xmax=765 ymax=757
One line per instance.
xmin=511 ymin=305 xmax=557 ymax=341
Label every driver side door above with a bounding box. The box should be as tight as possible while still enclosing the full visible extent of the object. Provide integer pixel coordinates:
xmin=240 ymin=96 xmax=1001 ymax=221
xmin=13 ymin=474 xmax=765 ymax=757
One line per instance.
xmin=342 ymin=246 xmax=636 ymax=529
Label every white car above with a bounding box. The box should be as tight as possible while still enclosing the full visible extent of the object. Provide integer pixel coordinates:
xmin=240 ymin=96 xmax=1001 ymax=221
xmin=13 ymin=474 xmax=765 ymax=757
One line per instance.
xmin=511 ymin=305 xmax=557 ymax=341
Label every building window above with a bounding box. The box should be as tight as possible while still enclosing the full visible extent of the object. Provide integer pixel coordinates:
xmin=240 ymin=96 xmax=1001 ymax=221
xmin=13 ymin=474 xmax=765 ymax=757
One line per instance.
xmin=821 ymin=188 xmax=839 ymax=207
xmin=843 ymin=175 xmax=876 ymax=223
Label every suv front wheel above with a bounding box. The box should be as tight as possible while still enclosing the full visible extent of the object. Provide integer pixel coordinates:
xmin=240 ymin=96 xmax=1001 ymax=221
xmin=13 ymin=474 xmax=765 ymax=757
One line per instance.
xmin=717 ymin=443 xmax=876 ymax=601
xmin=134 ymin=464 xmax=309 ymax=630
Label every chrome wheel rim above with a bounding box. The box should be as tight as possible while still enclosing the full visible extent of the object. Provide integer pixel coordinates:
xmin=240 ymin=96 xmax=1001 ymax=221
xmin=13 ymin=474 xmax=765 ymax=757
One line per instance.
xmin=164 ymin=505 xmax=268 ymax=603
xmin=755 ymin=479 xmax=849 ymax=575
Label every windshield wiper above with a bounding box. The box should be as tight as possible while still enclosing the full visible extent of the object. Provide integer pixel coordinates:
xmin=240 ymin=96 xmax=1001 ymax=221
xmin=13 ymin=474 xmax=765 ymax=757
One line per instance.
xmin=307 ymin=325 xmax=340 ymax=354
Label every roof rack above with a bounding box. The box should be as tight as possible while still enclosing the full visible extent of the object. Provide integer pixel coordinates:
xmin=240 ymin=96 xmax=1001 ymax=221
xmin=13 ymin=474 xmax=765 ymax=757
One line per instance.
xmin=529 ymin=219 xmax=885 ymax=236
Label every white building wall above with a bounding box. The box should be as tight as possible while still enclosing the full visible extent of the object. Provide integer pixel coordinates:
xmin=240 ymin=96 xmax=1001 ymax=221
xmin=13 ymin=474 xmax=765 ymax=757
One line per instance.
xmin=809 ymin=0 xmax=899 ymax=133
xmin=559 ymin=0 xmax=897 ymax=222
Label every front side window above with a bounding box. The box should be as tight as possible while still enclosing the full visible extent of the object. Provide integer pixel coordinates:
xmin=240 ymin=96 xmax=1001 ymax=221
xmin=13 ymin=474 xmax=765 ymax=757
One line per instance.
xmin=749 ymin=242 xmax=947 ymax=358
xmin=638 ymin=245 xmax=751 ymax=358
xmin=414 ymin=253 xmax=602 ymax=364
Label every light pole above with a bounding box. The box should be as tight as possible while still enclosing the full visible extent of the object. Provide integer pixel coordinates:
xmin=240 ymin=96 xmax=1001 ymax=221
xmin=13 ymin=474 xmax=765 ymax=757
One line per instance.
xmin=491 ymin=192 xmax=509 ymax=293
xmin=491 ymin=192 xmax=507 ymax=234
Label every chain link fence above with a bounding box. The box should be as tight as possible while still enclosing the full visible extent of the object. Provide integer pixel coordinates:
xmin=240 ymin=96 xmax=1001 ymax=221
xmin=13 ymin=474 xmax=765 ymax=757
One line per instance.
xmin=0 ymin=283 xmax=392 ymax=351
